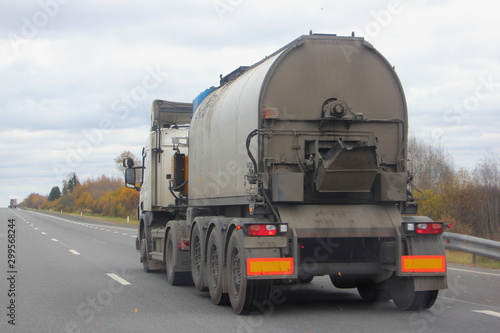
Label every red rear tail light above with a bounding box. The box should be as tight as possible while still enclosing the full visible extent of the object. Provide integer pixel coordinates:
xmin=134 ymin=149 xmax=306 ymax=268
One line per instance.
xmin=248 ymin=224 xmax=277 ymax=236
xmin=178 ymin=240 xmax=190 ymax=251
xmin=262 ymin=108 xmax=279 ymax=119
xmin=415 ymin=223 xmax=443 ymax=235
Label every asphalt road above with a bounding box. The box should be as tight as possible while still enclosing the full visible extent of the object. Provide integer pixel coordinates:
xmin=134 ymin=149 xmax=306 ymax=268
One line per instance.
xmin=1 ymin=208 xmax=499 ymax=333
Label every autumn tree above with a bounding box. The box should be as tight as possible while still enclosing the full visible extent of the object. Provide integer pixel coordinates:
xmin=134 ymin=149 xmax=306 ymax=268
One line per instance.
xmin=78 ymin=175 xmax=123 ymax=201
xmin=408 ymin=136 xmax=500 ymax=239
xmin=21 ymin=193 xmax=47 ymax=209
xmin=48 ymin=186 xmax=61 ymax=201
xmin=473 ymin=153 xmax=500 ymax=239
xmin=114 ymin=151 xmax=140 ymax=173
xmin=73 ymin=186 xmax=94 ymax=212
xmin=94 ymin=185 xmax=139 ymax=217
xmin=408 ymin=137 xmax=454 ymax=190
xmin=62 ymin=172 xmax=79 ymax=195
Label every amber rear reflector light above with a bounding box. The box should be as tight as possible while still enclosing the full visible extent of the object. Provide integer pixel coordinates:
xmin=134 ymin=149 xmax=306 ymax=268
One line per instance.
xmin=401 ymin=255 xmax=446 ymax=273
xmin=247 ymin=258 xmax=294 ymax=276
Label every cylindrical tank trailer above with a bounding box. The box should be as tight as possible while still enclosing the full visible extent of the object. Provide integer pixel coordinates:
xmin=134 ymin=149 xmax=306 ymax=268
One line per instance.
xmin=124 ymin=34 xmax=447 ymax=314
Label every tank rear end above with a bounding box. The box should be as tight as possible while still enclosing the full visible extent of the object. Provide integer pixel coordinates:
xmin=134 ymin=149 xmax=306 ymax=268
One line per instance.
xmin=188 ymin=34 xmax=447 ymax=312
xmin=257 ymin=35 xmax=408 ymax=206
xmin=255 ymin=35 xmax=446 ymax=308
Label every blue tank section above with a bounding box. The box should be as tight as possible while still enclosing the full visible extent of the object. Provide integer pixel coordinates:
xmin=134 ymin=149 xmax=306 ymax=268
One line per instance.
xmin=192 ymin=88 xmax=216 ymax=113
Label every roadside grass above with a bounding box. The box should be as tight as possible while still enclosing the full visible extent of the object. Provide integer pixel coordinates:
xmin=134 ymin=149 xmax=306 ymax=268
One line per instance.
xmin=44 ymin=209 xmax=139 ymax=226
xmin=446 ymin=250 xmax=500 ymax=269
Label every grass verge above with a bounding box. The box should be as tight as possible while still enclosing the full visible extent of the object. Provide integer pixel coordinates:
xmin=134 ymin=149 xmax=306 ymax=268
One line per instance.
xmin=446 ymin=250 xmax=500 ymax=269
xmin=43 ymin=209 xmax=139 ymax=226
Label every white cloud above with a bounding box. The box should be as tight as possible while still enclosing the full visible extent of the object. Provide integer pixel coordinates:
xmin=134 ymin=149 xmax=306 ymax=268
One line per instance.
xmin=1 ymin=0 xmax=499 ymax=206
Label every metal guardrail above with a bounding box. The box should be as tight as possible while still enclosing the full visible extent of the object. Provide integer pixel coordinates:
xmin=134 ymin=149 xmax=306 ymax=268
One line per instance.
xmin=442 ymin=232 xmax=500 ymax=261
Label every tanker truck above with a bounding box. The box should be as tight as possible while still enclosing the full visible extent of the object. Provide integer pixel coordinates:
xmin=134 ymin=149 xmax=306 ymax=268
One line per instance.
xmin=123 ymin=33 xmax=447 ymax=314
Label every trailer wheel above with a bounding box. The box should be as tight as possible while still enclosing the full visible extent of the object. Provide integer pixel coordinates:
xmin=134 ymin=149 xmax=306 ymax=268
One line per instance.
xmin=390 ymin=278 xmax=438 ymax=310
xmin=227 ymin=231 xmax=272 ymax=314
xmin=357 ymin=281 xmax=391 ymax=302
xmin=207 ymin=230 xmax=229 ymax=305
xmin=165 ymin=231 xmax=192 ymax=285
xmin=329 ymin=275 xmax=357 ymax=289
xmin=140 ymin=231 xmax=154 ymax=272
xmin=298 ymin=274 xmax=314 ymax=284
xmin=190 ymin=226 xmax=207 ymax=291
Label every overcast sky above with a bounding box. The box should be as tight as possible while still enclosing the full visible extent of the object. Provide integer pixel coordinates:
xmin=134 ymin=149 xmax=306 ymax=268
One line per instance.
xmin=1 ymin=0 xmax=499 ymax=207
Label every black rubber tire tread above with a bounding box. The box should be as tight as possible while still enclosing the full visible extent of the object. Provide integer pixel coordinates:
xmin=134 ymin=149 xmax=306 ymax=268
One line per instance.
xmin=207 ymin=230 xmax=229 ymax=305
xmin=391 ymin=278 xmax=439 ymax=310
xmin=190 ymin=226 xmax=207 ymax=291
xmin=141 ymin=231 xmax=156 ymax=272
xmin=357 ymin=281 xmax=391 ymax=302
xmin=227 ymin=231 xmax=272 ymax=315
xmin=298 ymin=274 xmax=314 ymax=284
xmin=166 ymin=231 xmax=193 ymax=286
xmin=330 ymin=275 xmax=357 ymax=289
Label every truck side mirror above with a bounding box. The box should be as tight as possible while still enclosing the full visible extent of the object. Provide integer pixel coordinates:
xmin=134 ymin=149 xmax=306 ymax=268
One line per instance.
xmin=123 ymin=158 xmax=135 ymax=168
xmin=125 ymin=168 xmax=138 ymax=190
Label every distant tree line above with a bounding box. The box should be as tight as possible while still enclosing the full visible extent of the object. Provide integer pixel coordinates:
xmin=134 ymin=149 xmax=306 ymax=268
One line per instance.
xmin=408 ymin=137 xmax=500 ymax=240
xmin=20 ymin=152 xmax=140 ymax=219
xmin=19 ymin=146 xmax=500 ymax=240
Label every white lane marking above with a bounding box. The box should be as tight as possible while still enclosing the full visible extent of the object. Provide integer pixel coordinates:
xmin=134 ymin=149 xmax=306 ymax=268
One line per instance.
xmin=24 ymin=210 xmax=136 ymax=231
xmin=113 ymin=231 xmax=118 ymax=234
xmin=106 ymin=273 xmax=131 ymax=285
xmin=449 ymin=267 xmax=500 ymax=277
xmin=473 ymin=310 xmax=500 ymax=318
xmin=41 ymin=232 xmax=47 ymax=235
xmin=439 ymin=296 xmax=500 ymax=310
xmin=51 ymin=238 xmax=59 ymax=242
xmin=122 ymin=233 xmax=128 ymax=236
xmin=69 ymin=250 xmax=81 ymax=255
xmin=34 ymin=227 xmax=38 ymax=230
xmin=130 ymin=235 xmax=136 ymax=238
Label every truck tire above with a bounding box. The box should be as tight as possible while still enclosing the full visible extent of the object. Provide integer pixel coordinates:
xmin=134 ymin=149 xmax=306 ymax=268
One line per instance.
xmin=390 ymin=278 xmax=438 ymax=310
xmin=140 ymin=231 xmax=155 ymax=272
xmin=330 ymin=275 xmax=357 ymax=289
xmin=226 ymin=231 xmax=272 ymax=314
xmin=298 ymin=274 xmax=314 ymax=284
xmin=207 ymin=230 xmax=229 ymax=305
xmin=190 ymin=226 xmax=207 ymax=291
xmin=357 ymin=281 xmax=391 ymax=302
xmin=165 ymin=231 xmax=192 ymax=285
